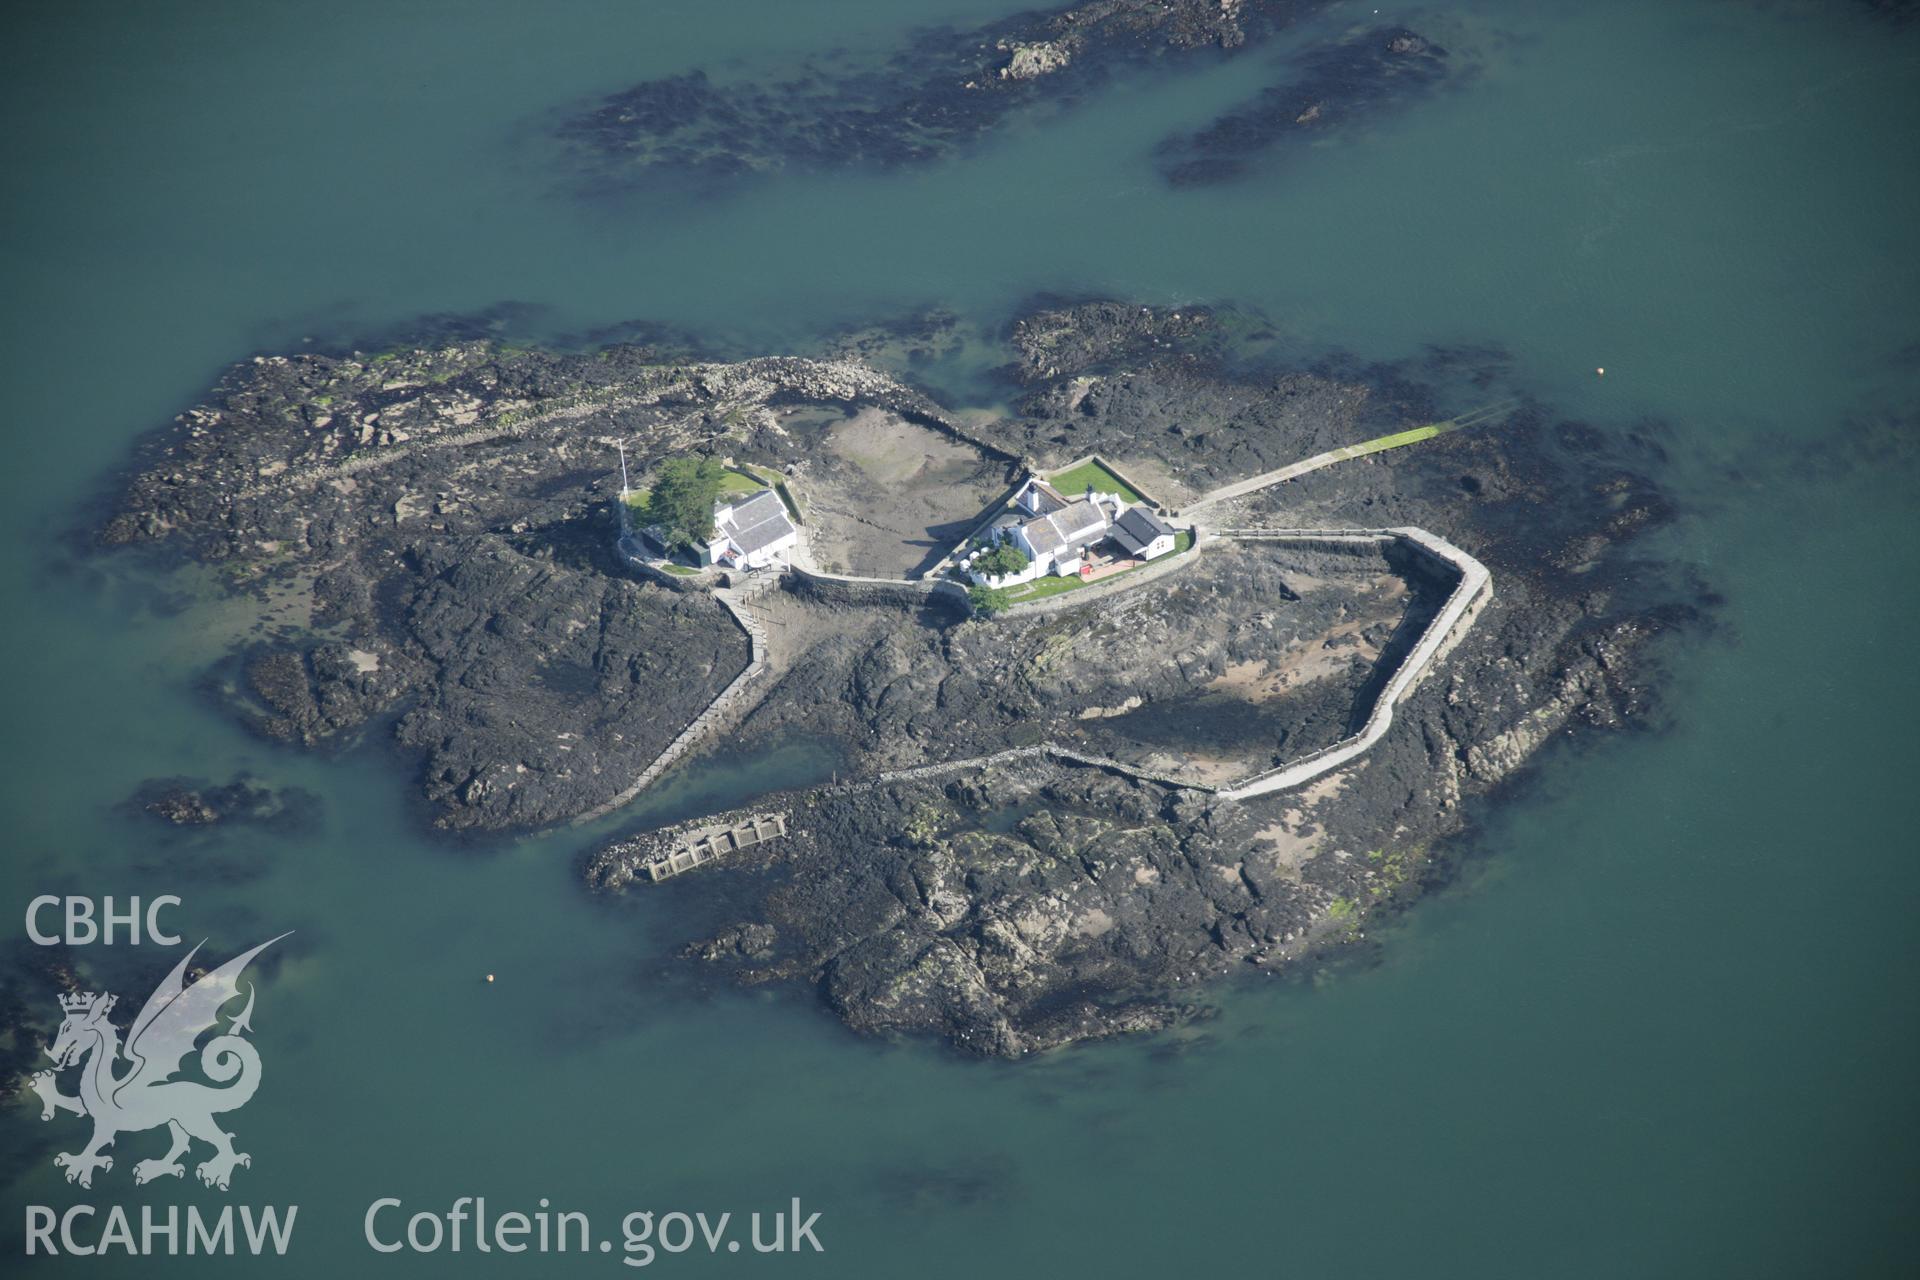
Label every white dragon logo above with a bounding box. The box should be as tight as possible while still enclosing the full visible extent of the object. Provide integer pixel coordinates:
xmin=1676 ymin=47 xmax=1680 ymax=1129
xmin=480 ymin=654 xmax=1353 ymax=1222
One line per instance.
xmin=27 ymin=935 xmax=288 ymax=1191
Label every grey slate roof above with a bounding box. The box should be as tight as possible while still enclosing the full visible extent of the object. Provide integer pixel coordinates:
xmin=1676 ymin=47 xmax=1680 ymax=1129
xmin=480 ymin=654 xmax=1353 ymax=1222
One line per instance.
xmin=1020 ymin=516 xmax=1067 ymax=558
xmin=718 ymin=488 xmax=796 ymax=555
xmin=1110 ymin=504 xmax=1175 ymax=554
xmin=1049 ymin=499 xmax=1110 ymax=549
xmin=1019 ymin=498 xmax=1109 ymax=560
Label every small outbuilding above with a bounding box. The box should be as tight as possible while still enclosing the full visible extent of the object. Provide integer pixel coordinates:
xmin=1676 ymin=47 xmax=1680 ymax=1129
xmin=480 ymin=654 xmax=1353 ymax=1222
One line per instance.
xmin=1108 ymin=505 xmax=1177 ymax=561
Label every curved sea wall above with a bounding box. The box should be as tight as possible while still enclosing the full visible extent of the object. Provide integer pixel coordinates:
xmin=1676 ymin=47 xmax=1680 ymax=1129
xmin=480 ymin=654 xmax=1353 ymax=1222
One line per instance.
xmin=1215 ymin=526 xmax=1490 ymax=799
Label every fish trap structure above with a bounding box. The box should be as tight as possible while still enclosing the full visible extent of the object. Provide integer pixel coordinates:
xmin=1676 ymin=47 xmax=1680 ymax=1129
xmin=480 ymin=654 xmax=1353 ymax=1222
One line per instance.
xmin=643 ymin=812 xmax=789 ymax=881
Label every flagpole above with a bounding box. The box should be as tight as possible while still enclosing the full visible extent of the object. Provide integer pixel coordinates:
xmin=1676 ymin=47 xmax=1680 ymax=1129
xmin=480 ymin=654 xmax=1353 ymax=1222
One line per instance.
xmin=616 ymin=441 xmax=631 ymax=536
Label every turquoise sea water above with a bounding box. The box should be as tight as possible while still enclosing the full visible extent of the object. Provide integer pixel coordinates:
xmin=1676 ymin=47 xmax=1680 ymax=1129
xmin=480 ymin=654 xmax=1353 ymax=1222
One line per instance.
xmin=2 ymin=1 xmax=1916 ymax=1275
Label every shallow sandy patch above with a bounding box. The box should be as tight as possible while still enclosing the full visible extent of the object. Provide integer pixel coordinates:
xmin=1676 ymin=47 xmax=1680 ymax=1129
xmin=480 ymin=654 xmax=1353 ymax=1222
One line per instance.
xmin=795 ymin=408 xmax=1008 ymax=578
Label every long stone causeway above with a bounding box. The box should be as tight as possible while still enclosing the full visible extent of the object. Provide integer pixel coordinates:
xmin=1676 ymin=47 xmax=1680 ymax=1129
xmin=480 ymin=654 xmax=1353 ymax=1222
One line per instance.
xmin=1176 ymin=401 xmax=1515 ymax=515
xmin=574 ymin=554 xmax=775 ymax=826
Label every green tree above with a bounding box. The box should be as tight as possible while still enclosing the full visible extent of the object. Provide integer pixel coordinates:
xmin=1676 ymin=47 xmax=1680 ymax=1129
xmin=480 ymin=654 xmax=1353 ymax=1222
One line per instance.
xmin=973 ymin=542 xmax=1030 ymax=578
xmin=969 ymin=583 xmax=1012 ymax=617
xmin=645 ymin=457 xmax=727 ymax=547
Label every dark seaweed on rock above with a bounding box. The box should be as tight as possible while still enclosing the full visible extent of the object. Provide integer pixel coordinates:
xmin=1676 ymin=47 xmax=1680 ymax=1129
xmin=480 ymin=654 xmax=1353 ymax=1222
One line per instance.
xmin=995 ymin=300 xmax=1385 ymax=484
xmin=1157 ymin=27 xmax=1454 ymax=186
xmin=120 ymin=774 xmax=321 ymax=833
xmin=91 ymin=336 xmax=913 ymax=832
xmin=555 ymin=0 xmax=1328 ymax=187
xmin=1860 ymin=0 xmax=1919 ymax=26
xmin=204 ymin=530 xmax=753 ymax=833
xmin=391 ymin=538 xmax=750 ymax=832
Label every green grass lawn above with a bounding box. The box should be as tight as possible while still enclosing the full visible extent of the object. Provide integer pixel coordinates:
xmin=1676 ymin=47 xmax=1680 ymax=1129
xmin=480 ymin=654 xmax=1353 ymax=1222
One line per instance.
xmin=624 ymin=468 xmax=766 ymax=511
xmin=1003 ymin=573 xmax=1087 ymax=602
xmin=1341 ymin=423 xmax=1441 ymax=458
xmin=1048 ymin=458 xmax=1145 ymax=505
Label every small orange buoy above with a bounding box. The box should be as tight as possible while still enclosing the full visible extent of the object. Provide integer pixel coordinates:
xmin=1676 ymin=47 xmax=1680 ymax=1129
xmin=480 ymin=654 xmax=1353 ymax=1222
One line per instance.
xmin=485 ymin=974 xmax=495 ymax=983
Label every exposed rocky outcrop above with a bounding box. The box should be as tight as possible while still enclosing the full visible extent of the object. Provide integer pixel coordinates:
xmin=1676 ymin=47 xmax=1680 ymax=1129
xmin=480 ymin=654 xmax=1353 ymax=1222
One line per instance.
xmin=97 ymin=298 xmax=1697 ymax=1051
xmin=120 ymin=774 xmax=320 ymax=832
xmin=98 ymin=338 xmax=966 ymax=830
xmin=551 ymin=6 xmax=1481 ymax=193
xmin=732 ymin=537 xmax=1441 ymax=787
xmin=588 ymin=555 xmax=1673 ymax=1056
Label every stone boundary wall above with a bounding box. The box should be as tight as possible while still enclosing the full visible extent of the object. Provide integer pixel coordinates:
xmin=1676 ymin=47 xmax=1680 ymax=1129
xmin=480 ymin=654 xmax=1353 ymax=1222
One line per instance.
xmin=849 ymin=743 xmax=1199 ymax=793
xmin=594 ymin=519 xmax=1490 ymax=851
xmin=1047 ymin=452 xmax=1163 ymax=509
xmin=616 ymin=535 xmax=704 ymax=593
xmin=786 ymin=565 xmax=970 ymax=611
xmin=924 ymin=454 xmax=1180 ymax=592
xmin=573 ymin=586 xmax=768 ymax=825
xmin=729 ymin=462 xmax=807 ymax=526
xmin=931 ymin=472 xmax=1038 ymax=578
xmin=884 ymin=402 xmax=1023 ymax=465
xmin=1221 ymin=529 xmax=1397 ymax=554
xmin=846 ymin=527 xmax=1489 ymax=804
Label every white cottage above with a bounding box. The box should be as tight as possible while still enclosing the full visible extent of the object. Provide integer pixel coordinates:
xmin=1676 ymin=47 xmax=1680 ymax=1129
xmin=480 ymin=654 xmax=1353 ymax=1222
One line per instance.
xmin=976 ymin=493 xmax=1120 ymax=583
xmin=971 ymin=470 xmax=1184 ymax=589
xmin=701 ymin=488 xmax=798 ymax=571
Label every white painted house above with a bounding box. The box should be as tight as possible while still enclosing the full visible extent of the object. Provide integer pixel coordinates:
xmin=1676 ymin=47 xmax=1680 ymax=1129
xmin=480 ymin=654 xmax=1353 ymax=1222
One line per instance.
xmin=970 ymin=476 xmax=1182 ymax=588
xmin=1107 ymin=504 xmax=1177 ymax=561
xmin=701 ymin=487 xmax=798 ymax=571
xmin=1009 ymin=494 xmax=1123 ymax=578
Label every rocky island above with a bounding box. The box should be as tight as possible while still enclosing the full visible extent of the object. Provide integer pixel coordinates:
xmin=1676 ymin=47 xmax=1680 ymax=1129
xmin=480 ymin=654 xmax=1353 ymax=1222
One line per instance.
xmin=95 ymin=299 xmax=1693 ymax=1055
